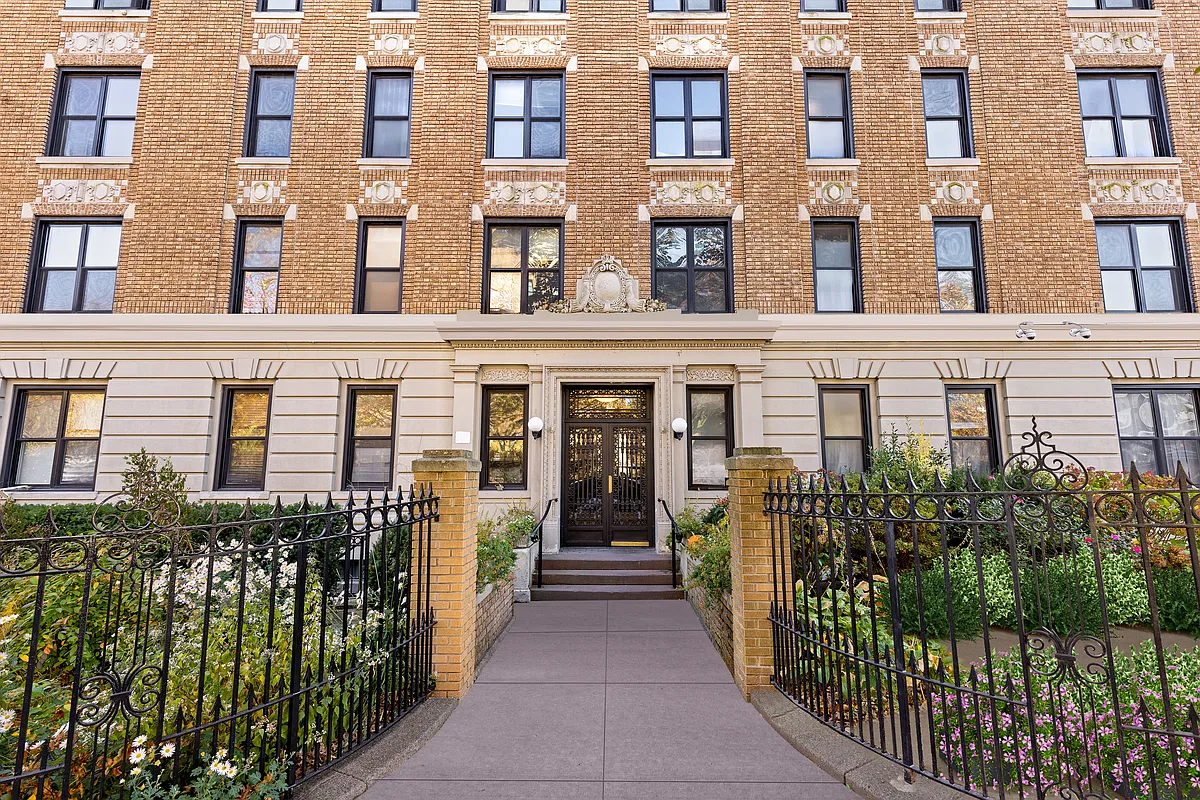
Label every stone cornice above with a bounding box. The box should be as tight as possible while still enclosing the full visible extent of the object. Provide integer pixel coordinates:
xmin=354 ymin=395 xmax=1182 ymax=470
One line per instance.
xmin=437 ymin=310 xmax=778 ymax=344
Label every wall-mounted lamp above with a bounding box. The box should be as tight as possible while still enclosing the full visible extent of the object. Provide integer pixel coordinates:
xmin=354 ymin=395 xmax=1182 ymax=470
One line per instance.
xmin=1015 ymin=322 xmax=1037 ymax=341
xmin=528 ymin=416 xmax=544 ymax=440
xmin=1064 ymin=321 xmax=1093 ymax=339
xmin=671 ymin=417 xmax=688 ymax=440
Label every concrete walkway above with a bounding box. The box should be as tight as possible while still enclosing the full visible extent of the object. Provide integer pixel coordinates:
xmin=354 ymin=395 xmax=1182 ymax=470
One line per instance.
xmin=361 ymin=599 xmax=859 ymax=799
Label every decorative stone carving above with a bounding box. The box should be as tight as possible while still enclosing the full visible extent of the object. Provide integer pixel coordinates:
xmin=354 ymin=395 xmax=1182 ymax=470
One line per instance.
xmin=486 ymin=180 xmax=566 ymax=206
xmin=488 ymin=34 xmax=566 ymax=58
xmin=685 ymin=367 xmax=736 ymax=383
xmin=1091 ymin=176 xmax=1181 ymax=205
xmin=360 ymin=178 xmax=408 ymax=205
xmin=238 ymin=178 xmax=286 ymax=205
xmin=653 ymin=32 xmax=728 ymax=58
xmin=1071 ymin=28 xmax=1159 ymax=56
xmin=803 ymin=33 xmax=848 ymax=58
xmin=255 ymin=31 xmax=298 ymax=55
xmin=39 ymin=179 xmax=126 ymax=205
xmin=931 ymin=178 xmax=979 ymax=206
xmin=549 ymin=256 xmax=666 ymax=314
xmin=60 ymin=30 xmax=145 ymax=56
xmin=480 ymin=367 xmax=530 ymax=383
xmin=374 ymin=32 xmax=415 ymax=56
xmin=651 ymin=179 xmax=730 ymax=207
xmin=806 ymin=174 xmax=859 ymax=207
xmin=921 ymin=32 xmax=964 ymax=57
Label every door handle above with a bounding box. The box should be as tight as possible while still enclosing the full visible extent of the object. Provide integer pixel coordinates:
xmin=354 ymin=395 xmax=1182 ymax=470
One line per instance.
xmin=607 ymin=475 xmax=612 ymax=494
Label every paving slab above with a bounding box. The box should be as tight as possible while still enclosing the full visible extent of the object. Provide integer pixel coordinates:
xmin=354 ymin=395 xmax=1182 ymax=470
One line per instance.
xmin=360 ymin=780 xmax=603 ymax=799
xmin=477 ymin=631 xmax=607 ymax=683
xmin=605 ymin=598 xmax=704 ymax=631
xmin=507 ymin=599 xmax=608 ymax=632
xmin=605 ymin=630 xmax=730 ymax=683
xmin=603 ymin=781 xmax=861 ymax=799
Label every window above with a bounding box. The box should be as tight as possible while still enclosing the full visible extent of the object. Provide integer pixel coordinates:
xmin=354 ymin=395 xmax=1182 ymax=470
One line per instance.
xmin=27 ymin=220 xmax=120 ymax=313
xmin=488 ymin=73 xmax=564 ymax=159
xmin=653 ymin=220 xmax=732 ymax=313
xmin=687 ymin=387 xmax=733 ymax=490
xmin=933 ymin=219 xmax=984 ymax=312
xmin=357 ymin=222 xmax=404 ymax=313
xmin=5 ymin=389 xmax=105 ymax=489
xmin=805 ymin=72 xmax=853 ymax=159
xmin=484 ymin=223 xmax=561 ymax=313
xmin=64 ymin=0 xmax=150 ymax=9
xmin=258 ymin=0 xmax=300 ymax=10
xmin=49 ymin=72 xmax=140 ymax=158
xmin=1078 ymin=72 xmax=1169 ymax=159
xmin=916 ymin=0 xmax=960 ymax=9
xmin=344 ymin=388 xmax=396 ymax=490
xmin=374 ymin=0 xmax=416 ymax=8
xmin=651 ymin=0 xmax=724 ymax=10
xmin=217 ymin=388 xmax=271 ymax=490
xmin=812 ymin=220 xmax=860 ymax=312
xmin=493 ymin=0 xmax=563 ymax=10
xmin=801 ymin=0 xmax=845 ymax=9
xmin=1114 ymin=388 xmax=1200 ymax=476
xmin=233 ymin=221 xmax=282 ymax=314
xmin=365 ymin=71 xmax=412 ymax=158
xmin=245 ymin=71 xmax=295 ymax=158
xmin=922 ymin=71 xmax=971 ymax=159
xmin=1068 ymin=0 xmax=1152 ymax=9
xmin=945 ymin=386 xmax=1000 ymax=475
xmin=819 ymin=387 xmax=870 ymax=475
xmin=651 ymin=72 xmax=727 ymax=158
xmin=1096 ymin=220 xmax=1189 ymax=312
xmin=481 ymin=387 xmax=527 ymax=489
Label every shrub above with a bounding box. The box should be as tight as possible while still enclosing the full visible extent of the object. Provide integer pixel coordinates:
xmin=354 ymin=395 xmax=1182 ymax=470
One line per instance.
xmin=1154 ymin=566 xmax=1200 ymax=638
xmin=895 ymin=549 xmax=983 ymax=640
xmin=685 ymin=516 xmax=731 ymax=599
xmin=120 ymin=449 xmax=189 ymax=522
xmin=1018 ymin=554 xmax=1102 ymax=636
xmin=476 ymin=516 xmax=517 ymax=591
xmin=1100 ymin=552 xmax=1151 ymax=627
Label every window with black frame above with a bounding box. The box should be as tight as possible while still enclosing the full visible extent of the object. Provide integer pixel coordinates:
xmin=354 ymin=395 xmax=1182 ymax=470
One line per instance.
xmin=687 ymin=387 xmax=733 ymax=490
xmin=819 ymin=386 xmax=870 ymax=475
xmin=245 ymin=71 xmax=295 ymax=158
xmin=915 ymin=0 xmax=960 ymax=9
xmin=484 ymin=223 xmax=561 ymax=313
xmin=1068 ymin=0 xmax=1152 ymax=10
xmin=1096 ymin=220 xmax=1189 ymax=312
xmin=805 ymin=71 xmax=853 ymax=159
xmin=945 ymin=386 xmax=1000 ymax=475
xmin=489 ymin=73 xmax=564 ymax=159
xmin=374 ymin=0 xmax=416 ymax=9
xmin=48 ymin=71 xmax=141 ymax=158
xmin=233 ymin=221 xmax=282 ymax=313
xmin=493 ymin=0 xmax=564 ymax=10
xmin=357 ymin=222 xmax=404 ymax=313
xmin=27 ymin=220 xmax=121 ymax=313
xmin=5 ymin=388 xmax=105 ymax=489
xmin=652 ymin=220 xmax=732 ymax=313
xmin=481 ymin=387 xmax=527 ymax=489
xmin=651 ymin=72 xmax=727 ymax=158
xmin=801 ymin=0 xmax=845 ymax=9
xmin=344 ymin=387 xmax=397 ymax=490
xmin=1114 ymin=387 xmax=1200 ymax=477
xmin=812 ymin=219 xmax=860 ymax=313
xmin=1078 ymin=72 xmax=1170 ymax=159
xmin=933 ymin=219 xmax=984 ymax=312
xmin=218 ymin=387 xmax=271 ymax=490
xmin=64 ymin=0 xmax=150 ymax=7
xmin=651 ymin=0 xmax=724 ymax=10
xmin=922 ymin=71 xmax=972 ymax=159
xmin=365 ymin=71 xmax=412 ymax=159
xmin=258 ymin=0 xmax=300 ymax=10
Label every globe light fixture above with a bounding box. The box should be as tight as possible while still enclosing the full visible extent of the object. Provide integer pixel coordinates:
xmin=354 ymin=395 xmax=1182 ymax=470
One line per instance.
xmin=528 ymin=416 xmax=545 ymax=440
xmin=671 ymin=417 xmax=688 ymax=440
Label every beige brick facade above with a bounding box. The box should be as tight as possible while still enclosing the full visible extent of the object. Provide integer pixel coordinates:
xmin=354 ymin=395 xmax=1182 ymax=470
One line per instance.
xmin=5 ymin=1 xmax=1200 ymax=314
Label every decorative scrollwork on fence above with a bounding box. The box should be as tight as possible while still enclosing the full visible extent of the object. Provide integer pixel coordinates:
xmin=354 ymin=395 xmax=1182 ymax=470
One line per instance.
xmin=1001 ymin=417 xmax=1089 ymax=492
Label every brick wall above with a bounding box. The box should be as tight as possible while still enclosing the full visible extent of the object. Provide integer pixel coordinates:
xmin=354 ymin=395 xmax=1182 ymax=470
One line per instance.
xmin=4 ymin=1 xmax=1199 ymax=315
xmin=687 ymin=583 xmax=734 ymax=676
xmin=475 ymin=576 xmax=514 ymax=668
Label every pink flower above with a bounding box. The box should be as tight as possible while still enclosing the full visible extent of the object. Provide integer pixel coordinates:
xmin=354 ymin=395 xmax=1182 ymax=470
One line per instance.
xmin=1132 ymin=544 xmax=1142 ymax=554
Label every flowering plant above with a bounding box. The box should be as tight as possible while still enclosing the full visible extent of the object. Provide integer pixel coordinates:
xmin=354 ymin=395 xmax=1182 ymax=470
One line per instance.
xmin=124 ymin=738 xmax=287 ymax=800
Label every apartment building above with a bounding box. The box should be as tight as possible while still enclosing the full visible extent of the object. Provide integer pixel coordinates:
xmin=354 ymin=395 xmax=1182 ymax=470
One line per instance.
xmin=1 ymin=0 xmax=1197 ymax=551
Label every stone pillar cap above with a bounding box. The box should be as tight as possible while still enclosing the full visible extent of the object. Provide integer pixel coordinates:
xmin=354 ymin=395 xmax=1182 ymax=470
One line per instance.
xmin=726 ymin=447 xmax=793 ymax=471
xmin=413 ymin=449 xmax=483 ymax=472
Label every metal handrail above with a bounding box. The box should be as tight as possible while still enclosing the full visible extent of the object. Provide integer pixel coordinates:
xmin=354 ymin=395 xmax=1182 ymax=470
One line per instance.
xmin=531 ymin=498 xmax=557 ymax=589
xmin=659 ymin=499 xmax=682 ymax=589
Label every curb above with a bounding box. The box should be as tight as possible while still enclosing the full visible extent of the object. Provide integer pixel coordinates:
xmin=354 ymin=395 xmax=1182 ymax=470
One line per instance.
xmin=751 ymin=690 xmax=964 ymax=800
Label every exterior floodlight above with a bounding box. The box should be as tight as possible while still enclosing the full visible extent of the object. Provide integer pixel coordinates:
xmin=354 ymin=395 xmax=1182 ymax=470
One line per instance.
xmin=1015 ymin=322 xmax=1037 ymax=341
xmin=1065 ymin=322 xmax=1092 ymax=340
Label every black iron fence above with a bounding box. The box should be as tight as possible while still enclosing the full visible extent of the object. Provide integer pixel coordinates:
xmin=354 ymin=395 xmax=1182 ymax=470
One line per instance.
xmin=767 ymin=423 xmax=1200 ymax=800
xmin=0 ymin=488 xmax=438 ymax=799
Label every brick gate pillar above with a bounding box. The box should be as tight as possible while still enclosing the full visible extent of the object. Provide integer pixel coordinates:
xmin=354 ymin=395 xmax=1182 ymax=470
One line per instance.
xmin=412 ymin=449 xmax=481 ymax=700
xmin=726 ymin=446 xmax=795 ymax=701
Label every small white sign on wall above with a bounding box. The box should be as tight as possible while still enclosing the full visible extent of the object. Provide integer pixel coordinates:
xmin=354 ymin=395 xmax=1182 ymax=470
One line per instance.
xmin=455 ymin=431 xmax=471 ymax=445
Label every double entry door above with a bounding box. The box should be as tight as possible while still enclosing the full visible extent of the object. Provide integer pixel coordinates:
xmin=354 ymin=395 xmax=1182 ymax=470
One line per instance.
xmin=562 ymin=386 xmax=654 ymax=547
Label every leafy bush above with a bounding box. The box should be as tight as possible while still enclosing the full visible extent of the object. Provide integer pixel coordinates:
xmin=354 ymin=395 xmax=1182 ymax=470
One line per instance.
xmin=685 ymin=515 xmax=731 ymax=599
xmin=126 ymin=741 xmax=287 ymax=800
xmin=1018 ymin=554 xmax=1102 ymax=636
xmin=1100 ymin=552 xmax=1151 ymax=626
xmin=476 ymin=511 xmax=522 ymax=591
xmin=895 ymin=549 xmax=983 ymax=640
xmin=1154 ymin=566 xmax=1200 ymax=637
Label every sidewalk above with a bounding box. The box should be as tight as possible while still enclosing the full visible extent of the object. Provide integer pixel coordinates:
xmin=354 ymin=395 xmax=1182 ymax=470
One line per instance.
xmin=359 ymin=599 xmax=860 ymax=799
